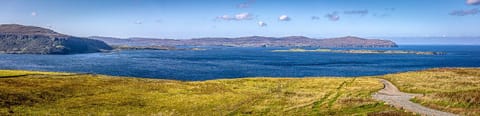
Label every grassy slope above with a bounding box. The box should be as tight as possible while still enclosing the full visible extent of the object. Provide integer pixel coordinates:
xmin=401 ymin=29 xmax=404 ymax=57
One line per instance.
xmin=380 ymin=68 xmax=480 ymax=116
xmin=0 ymin=70 xmax=414 ymax=116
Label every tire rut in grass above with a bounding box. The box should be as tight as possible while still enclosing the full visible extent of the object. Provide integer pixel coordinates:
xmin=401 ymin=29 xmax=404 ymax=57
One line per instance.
xmin=312 ymin=78 xmax=356 ymax=114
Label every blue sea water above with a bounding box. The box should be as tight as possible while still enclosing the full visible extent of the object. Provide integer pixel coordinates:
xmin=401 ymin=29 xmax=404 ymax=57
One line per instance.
xmin=0 ymin=45 xmax=479 ymax=81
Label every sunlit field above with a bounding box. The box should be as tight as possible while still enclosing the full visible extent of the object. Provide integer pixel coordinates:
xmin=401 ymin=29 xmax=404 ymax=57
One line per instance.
xmin=0 ymin=70 xmax=413 ymax=115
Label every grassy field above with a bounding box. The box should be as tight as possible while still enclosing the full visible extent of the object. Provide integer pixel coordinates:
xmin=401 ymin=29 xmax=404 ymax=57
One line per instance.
xmin=0 ymin=70 xmax=415 ymax=115
xmin=380 ymin=68 xmax=480 ymax=116
xmin=3 ymin=68 xmax=479 ymax=115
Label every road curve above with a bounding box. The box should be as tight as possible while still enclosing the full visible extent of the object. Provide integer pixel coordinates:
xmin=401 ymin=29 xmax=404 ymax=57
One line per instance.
xmin=372 ymin=79 xmax=458 ymax=116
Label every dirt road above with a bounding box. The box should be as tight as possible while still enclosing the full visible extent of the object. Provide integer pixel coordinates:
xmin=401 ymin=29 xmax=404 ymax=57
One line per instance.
xmin=372 ymin=79 xmax=457 ymax=116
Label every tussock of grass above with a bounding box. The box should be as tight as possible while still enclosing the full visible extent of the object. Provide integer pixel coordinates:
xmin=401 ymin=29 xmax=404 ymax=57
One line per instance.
xmin=0 ymin=70 xmax=412 ymax=115
xmin=380 ymin=68 xmax=480 ymax=116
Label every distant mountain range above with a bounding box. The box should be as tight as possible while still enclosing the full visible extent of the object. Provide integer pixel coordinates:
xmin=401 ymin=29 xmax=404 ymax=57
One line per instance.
xmin=90 ymin=36 xmax=398 ymax=48
xmin=0 ymin=24 xmax=112 ymax=54
xmin=0 ymin=24 xmax=398 ymax=55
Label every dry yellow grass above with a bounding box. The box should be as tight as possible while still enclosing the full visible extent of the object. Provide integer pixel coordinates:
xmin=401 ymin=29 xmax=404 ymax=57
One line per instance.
xmin=0 ymin=70 xmax=70 ymax=77
xmin=379 ymin=68 xmax=480 ymax=116
xmin=0 ymin=70 xmax=413 ymax=115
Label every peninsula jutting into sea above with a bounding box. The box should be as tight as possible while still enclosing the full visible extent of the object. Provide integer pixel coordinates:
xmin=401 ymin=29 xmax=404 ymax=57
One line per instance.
xmin=0 ymin=24 xmax=112 ymax=54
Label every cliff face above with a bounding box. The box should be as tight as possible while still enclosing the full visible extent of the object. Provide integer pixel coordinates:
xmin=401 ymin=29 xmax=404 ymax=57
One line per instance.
xmin=91 ymin=36 xmax=398 ymax=48
xmin=0 ymin=24 xmax=112 ymax=54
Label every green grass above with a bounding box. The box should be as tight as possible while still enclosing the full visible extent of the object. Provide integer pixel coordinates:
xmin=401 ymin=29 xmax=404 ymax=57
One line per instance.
xmin=0 ymin=70 xmax=416 ymax=115
xmin=0 ymin=70 xmax=70 ymax=77
xmin=379 ymin=68 xmax=480 ymax=116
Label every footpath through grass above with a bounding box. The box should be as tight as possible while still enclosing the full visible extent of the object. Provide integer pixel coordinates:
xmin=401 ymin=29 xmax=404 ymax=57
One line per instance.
xmin=380 ymin=68 xmax=480 ymax=116
xmin=0 ymin=70 xmax=414 ymax=115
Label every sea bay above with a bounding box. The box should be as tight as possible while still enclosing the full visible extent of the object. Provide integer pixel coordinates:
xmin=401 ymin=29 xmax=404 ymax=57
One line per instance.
xmin=1 ymin=45 xmax=479 ymax=81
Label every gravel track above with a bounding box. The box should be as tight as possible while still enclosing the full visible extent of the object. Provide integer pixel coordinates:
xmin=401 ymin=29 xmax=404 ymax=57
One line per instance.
xmin=372 ymin=79 xmax=458 ymax=116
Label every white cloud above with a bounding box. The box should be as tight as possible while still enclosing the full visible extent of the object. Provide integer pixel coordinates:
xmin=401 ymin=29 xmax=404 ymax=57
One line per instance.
xmin=278 ymin=15 xmax=291 ymax=21
xmin=31 ymin=12 xmax=37 ymax=16
xmin=217 ymin=15 xmax=233 ymax=20
xmin=217 ymin=13 xmax=253 ymax=21
xmin=235 ymin=13 xmax=253 ymax=20
xmin=258 ymin=21 xmax=267 ymax=27
xmin=467 ymin=0 xmax=480 ymax=5
xmin=325 ymin=12 xmax=340 ymax=21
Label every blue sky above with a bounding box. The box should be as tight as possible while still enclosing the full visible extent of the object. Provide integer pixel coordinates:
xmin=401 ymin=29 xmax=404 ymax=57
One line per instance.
xmin=1 ymin=0 xmax=479 ymax=40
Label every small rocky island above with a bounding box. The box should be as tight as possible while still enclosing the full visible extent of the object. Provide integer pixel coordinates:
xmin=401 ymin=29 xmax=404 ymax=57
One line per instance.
xmin=0 ymin=24 xmax=112 ymax=54
xmin=272 ymin=48 xmax=446 ymax=55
